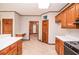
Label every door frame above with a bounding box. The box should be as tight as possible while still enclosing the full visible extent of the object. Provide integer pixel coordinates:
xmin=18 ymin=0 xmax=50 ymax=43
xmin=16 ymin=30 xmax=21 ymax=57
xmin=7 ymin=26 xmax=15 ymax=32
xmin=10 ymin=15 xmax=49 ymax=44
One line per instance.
xmin=29 ymin=21 xmax=39 ymax=40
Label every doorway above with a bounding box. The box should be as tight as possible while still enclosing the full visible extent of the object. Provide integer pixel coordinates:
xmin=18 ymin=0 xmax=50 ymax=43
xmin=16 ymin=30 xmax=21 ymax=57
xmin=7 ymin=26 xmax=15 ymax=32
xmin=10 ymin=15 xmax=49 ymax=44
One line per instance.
xmin=29 ymin=21 xmax=39 ymax=40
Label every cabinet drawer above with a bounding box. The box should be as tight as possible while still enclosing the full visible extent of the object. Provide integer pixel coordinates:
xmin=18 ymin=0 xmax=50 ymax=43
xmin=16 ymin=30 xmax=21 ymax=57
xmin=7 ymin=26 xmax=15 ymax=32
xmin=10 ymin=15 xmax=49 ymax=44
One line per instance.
xmin=0 ymin=47 xmax=10 ymax=55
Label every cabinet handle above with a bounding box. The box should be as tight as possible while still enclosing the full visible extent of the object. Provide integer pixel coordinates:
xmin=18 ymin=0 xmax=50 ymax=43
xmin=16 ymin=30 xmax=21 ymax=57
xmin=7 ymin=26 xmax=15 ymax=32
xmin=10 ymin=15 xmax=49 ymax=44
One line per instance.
xmin=68 ymin=23 xmax=72 ymax=26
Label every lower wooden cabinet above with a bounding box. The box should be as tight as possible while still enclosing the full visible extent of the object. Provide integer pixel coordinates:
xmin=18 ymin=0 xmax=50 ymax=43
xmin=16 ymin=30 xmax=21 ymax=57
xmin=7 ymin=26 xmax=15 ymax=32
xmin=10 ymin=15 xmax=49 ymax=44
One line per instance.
xmin=7 ymin=47 xmax=17 ymax=55
xmin=0 ymin=40 xmax=22 ymax=55
xmin=17 ymin=40 xmax=22 ymax=55
xmin=55 ymin=38 xmax=64 ymax=55
xmin=0 ymin=47 xmax=10 ymax=55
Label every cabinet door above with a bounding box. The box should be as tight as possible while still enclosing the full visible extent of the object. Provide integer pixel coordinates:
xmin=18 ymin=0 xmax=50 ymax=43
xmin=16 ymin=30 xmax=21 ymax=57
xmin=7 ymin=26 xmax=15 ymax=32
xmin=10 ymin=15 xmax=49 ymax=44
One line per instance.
xmin=12 ymin=48 xmax=17 ymax=55
xmin=2 ymin=19 xmax=13 ymax=35
xmin=61 ymin=10 xmax=67 ymax=28
xmin=76 ymin=3 xmax=79 ymax=18
xmin=7 ymin=47 xmax=17 ymax=55
xmin=55 ymin=38 xmax=64 ymax=55
xmin=66 ymin=4 xmax=76 ymax=28
xmin=17 ymin=40 xmax=22 ymax=55
xmin=0 ymin=47 xmax=10 ymax=55
xmin=59 ymin=40 xmax=64 ymax=55
xmin=55 ymin=13 xmax=62 ymax=23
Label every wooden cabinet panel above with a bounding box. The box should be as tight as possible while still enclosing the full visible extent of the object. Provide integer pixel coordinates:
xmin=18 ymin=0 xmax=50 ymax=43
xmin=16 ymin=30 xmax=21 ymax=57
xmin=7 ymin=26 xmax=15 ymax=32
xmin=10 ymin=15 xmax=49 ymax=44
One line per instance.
xmin=10 ymin=43 xmax=17 ymax=50
xmin=2 ymin=19 xmax=13 ymax=35
xmin=55 ymin=38 xmax=64 ymax=55
xmin=17 ymin=40 xmax=22 ymax=55
xmin=56 ymin=3 xmax=79 ymax=29
xmin=0 ymin=47 xmax=10 ymax=55
xmin=7 ymin=47 xmax=17 ymax=55
xmin=61 ymin=10 xmax=67 ymax=28
xmin=76 ymin=3 xmax=79 ymax=18
xmin=66 ymin=4 xmax=76 ymax=28
xmin=55 ymin=13 xmax=62 ymax=23
xmin=0 ymin=40 xmax=22 ymax=55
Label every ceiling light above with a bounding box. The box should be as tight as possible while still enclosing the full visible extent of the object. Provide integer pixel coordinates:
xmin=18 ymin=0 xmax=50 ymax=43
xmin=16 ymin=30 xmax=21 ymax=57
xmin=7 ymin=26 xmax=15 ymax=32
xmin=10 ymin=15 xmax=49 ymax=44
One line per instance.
xmin=39 ymin=3 xmax=49 ymax=9
xmin=38 ymin=3 xmax=49 ymax=9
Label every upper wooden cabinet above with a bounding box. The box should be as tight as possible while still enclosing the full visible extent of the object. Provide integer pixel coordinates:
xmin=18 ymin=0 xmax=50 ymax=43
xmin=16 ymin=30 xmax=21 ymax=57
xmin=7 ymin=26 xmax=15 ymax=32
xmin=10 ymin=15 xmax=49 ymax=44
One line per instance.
xmin=55 ymin=13 xmax=62 ymax=23
xmin=2 ymin=19 xmax=13 ymax=35
xmin=55 ymin=3 xmax=79 ymax=29
xmin=66 ymin=4 xmax=76 ymax=28
xmin=61 ymin=10 xmax=67 ymax=28
xmin=76 ymin=3 xmax=79 ymax=18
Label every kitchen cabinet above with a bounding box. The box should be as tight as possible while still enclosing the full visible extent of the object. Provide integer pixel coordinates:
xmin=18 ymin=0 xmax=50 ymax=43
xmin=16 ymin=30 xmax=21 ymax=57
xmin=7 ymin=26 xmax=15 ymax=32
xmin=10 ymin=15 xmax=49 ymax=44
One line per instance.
xmin=2 ymin=19 xmax=13 ymax=35
xmin=61 ymin=10 xmax=67 ymax=28
xmin=0 ymin=47 xmax=10 ymax=55
xmin=55 ymin=38 xmax=64 ymax=55
xmin=0 ymin=40 xmax=22 ymax=55
xmin=7 ymin=47 xmax=17 ymax=55
xmin=55 ymin=13 xmax=62 ymax=23
xmin=76 ymin=3 xmax=79 ymax=18
xmin=17 ymin=40 xmax=22 ymax=55
xmin=55 ymin=3 xmax=79 ymax=29
xmin=66 ymin=4 xmax=76 ymax=28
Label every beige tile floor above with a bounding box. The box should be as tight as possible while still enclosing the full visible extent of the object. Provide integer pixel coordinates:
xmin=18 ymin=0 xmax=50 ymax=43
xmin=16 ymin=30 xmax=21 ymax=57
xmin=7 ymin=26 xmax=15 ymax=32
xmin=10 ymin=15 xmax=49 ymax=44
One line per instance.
xmin=22 ymin=34 xmax=57 ymax=55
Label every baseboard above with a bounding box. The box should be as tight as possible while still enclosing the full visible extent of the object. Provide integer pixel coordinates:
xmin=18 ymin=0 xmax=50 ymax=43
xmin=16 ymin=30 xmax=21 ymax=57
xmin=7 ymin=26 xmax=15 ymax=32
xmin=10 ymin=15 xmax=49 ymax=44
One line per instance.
xmin=22 ymin=39 xmax=30 ymax=41
xmin=48 ymin=43 xmax=55 ymax=45
xmin=38 ymin=39 xmax=42 ymax=42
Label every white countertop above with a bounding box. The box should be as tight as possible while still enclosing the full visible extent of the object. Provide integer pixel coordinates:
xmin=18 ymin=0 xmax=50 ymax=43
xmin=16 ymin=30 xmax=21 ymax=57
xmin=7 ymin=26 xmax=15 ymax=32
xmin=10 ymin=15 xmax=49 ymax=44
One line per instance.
xmin=56 ymin=35 xmax=79 ymax=41
xmin=0 ymin=37 xmax=22 ymax=51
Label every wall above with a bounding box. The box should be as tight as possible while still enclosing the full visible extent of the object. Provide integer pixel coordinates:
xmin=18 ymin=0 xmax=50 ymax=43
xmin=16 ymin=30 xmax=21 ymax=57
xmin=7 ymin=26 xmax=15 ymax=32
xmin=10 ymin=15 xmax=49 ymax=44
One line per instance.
xmin=58 ymin=23 xmax=79 ymax=38
xmin=41 ymin=12 xmax=59 ymax=44
xmin=0 ymin=12 xmax=15 ymax=36
xmin=41 ymin=12 xmax=79 ymax=44
xmin=20 ymin=16 xmax=41 ymax=39
xmin=14 ymin=13 xmax=21 ymax=35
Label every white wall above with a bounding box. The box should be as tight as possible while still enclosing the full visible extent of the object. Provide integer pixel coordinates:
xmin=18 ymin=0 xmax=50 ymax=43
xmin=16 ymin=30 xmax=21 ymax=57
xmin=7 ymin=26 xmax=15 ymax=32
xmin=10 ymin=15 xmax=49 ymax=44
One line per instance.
xmin=14 ymin=13 xmax=21 ymax=35
xmin=41 ymin=12 xmax=58 ymax=44
xmin=20 ymin=16 xmax=41 ymax=39
xmin=58 ymin=25 xmax=79 ymax=38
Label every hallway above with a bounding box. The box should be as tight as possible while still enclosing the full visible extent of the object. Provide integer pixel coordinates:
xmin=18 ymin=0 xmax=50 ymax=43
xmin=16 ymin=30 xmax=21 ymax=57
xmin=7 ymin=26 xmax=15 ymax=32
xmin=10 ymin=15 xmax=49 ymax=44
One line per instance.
xmin=22 ymin=34 xmax=57 ymax=55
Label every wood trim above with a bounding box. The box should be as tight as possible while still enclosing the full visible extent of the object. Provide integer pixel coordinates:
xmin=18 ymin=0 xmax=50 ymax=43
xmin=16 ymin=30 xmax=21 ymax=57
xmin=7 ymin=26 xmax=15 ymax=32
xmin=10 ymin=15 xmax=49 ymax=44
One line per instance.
xmin=56 ymin=3 xmax=74 ymax=16
xmin=41 ymin=11 xmax=58 ymax=15
xmin=0 ymin=11 xmax=21 ymax=16
xmin=59 ymin=3 xmax=69 ymax=12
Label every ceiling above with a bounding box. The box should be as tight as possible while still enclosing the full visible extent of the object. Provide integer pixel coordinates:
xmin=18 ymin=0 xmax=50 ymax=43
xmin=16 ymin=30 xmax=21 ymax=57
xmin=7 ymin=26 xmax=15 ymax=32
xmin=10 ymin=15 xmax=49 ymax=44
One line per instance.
xmin=0 ymin=3 xmax=68 ymax=15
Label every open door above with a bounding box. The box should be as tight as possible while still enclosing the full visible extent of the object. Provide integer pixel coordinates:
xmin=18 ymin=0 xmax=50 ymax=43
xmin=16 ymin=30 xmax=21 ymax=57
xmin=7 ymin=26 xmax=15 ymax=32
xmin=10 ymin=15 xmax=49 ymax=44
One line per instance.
xmin=29 ymin=21 xmax=39 ymax=40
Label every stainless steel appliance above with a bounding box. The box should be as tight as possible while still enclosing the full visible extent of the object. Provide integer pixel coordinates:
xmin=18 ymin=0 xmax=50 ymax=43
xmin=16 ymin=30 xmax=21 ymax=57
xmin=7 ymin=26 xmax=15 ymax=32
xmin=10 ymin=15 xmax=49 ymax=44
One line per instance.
xmin=64 ymin=41 xmax=79 ymax=55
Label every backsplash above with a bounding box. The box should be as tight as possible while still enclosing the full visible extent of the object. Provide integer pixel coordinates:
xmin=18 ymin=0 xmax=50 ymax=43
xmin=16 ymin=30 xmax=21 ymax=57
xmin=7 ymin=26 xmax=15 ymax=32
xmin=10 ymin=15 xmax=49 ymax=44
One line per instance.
xmin=65 ymin=29 xmax=79 ymax=38
xmin=58 ymin=23 xmax=79 ymax=38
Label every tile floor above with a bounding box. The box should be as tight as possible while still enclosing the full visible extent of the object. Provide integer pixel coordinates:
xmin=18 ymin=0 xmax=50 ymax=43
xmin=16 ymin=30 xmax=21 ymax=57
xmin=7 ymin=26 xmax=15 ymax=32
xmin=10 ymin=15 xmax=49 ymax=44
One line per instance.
xmin=22 ymin=34 xmax=57 ymax=55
